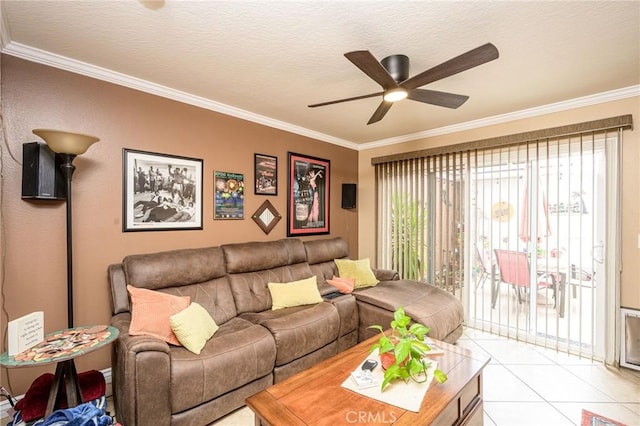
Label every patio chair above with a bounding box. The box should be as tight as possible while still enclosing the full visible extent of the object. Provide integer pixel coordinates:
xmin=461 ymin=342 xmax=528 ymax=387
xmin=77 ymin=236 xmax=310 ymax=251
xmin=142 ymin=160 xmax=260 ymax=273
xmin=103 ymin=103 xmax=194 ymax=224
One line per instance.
xmin=493 ymin=249 xmax=557 ymax=307
xmin=474 ymin=247 xmax=491 ymax=289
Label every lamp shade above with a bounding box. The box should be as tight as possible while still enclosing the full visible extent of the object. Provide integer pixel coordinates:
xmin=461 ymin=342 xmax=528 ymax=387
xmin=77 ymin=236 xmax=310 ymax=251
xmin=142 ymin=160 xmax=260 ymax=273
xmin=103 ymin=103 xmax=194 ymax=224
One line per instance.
xmin=33 ymin=129 xmax=99 ymax=155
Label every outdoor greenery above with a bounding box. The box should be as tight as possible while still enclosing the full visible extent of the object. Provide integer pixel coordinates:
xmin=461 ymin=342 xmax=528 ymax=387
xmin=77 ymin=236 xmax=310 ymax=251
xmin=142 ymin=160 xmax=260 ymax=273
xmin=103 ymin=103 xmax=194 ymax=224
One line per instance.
xmin=391 ymin=195 xmax=428 ymax=280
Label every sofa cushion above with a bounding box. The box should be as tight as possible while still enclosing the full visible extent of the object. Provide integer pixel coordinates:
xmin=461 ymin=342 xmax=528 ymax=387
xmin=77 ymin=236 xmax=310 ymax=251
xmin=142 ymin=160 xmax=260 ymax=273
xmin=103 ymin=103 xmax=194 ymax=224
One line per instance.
xmin=240 ymin=302 xmax=340 ymax=366
xmin=169 ymin=317 xmax=276 ymax=414
xmin=170 ymin=303 xmax=219 ymax=354
xmin=223 ymin=240 xmax=305 ymax=273
xmin=334 ymin=258 xmax=379 ymax=288
xmin=160 ymin=277 xmax=238 ymax=326
xmin=304 ymin=237 xmax=349 ymax=265
xmin=354 ymin=280 xmax=464 ymax=341
xmin=223 ymin=239 xmax=315 ymax=314
xmin=268 ymin=276 xmax=323 ymax=310
xmin=127 ymin=285 xmax=190 ymax=346
xmin=304 ymin=238 xmax=349 ymax=295
xmin=123 ymin=246 xmax=227 ymax=290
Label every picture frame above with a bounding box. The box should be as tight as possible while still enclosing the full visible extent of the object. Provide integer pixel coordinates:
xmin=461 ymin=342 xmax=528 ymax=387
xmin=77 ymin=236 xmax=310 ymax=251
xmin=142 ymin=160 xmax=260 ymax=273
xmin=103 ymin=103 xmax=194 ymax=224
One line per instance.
xmin=122 ymin=148 xmax=203 ymax=232
xmin=214 ymin=171 xmax=245 ymax=219
xmin=287 ymin=152 xmax=330 ymax=236
xmin=254 ymin=153 xmax=277 ymax=195
xmin=252 ymin=199 xmax=281 ymax=234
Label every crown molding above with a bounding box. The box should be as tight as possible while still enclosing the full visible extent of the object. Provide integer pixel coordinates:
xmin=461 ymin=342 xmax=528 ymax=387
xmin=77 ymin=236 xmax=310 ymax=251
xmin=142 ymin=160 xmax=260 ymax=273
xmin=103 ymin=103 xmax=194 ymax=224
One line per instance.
xmin=1 ymin=41 xmax=359 ymax=150
xmin=2 ymin=41 xmax=636 ymax=152
xmin=361 ymin=85 xmax=640 ymax=150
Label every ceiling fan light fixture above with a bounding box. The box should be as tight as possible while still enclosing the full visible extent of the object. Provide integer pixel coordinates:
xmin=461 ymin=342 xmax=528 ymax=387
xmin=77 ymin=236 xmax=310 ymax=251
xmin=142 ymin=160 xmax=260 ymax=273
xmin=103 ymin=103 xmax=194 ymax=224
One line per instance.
xmin=383 ymin=88 xmax=408 ymax=103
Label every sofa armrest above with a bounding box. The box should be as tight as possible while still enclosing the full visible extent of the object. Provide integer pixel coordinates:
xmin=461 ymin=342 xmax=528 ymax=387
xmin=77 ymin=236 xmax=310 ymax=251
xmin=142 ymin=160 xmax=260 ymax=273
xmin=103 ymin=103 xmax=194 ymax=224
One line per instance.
xmin=111 ymin=313 xmax=172 ymax=426
xmin=372 ymin=268 xmax=399 ymax=281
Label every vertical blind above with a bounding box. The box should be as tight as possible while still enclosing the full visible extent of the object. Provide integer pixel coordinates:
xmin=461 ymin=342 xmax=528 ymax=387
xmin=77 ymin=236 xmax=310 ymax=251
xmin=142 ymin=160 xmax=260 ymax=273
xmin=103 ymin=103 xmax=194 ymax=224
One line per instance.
xmin=372 ymin=115 xmax=632 ymax=359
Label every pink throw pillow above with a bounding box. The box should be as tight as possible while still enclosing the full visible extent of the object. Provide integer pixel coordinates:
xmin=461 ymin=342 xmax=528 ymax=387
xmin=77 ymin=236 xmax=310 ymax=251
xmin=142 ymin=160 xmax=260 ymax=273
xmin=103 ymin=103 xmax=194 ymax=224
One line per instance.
xmin=127 ymin=285 xmax=190 ymax=346
xmin=326 ymin=276 xmax=355 ymax=294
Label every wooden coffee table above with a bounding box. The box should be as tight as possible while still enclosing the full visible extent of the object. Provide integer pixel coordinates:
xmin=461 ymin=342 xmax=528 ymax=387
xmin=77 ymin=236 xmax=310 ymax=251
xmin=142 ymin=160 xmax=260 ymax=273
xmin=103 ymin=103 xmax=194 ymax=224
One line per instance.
xmin=246 ymin=334 xmax=491 ymax=425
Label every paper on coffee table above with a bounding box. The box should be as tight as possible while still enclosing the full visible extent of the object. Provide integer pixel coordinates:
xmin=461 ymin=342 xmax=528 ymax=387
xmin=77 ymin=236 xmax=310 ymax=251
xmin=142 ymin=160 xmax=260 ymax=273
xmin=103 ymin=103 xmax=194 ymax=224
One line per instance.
xmin=340 ymin=349 xmax=438 ymax=412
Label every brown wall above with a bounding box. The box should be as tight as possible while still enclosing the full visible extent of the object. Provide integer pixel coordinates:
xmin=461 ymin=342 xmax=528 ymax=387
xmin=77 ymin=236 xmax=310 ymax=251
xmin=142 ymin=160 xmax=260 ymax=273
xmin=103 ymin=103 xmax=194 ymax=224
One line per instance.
xmin=0 ymin=55 xmax=359 ymax=394
xmin=358 ymin=97 xmax=640 ymax=311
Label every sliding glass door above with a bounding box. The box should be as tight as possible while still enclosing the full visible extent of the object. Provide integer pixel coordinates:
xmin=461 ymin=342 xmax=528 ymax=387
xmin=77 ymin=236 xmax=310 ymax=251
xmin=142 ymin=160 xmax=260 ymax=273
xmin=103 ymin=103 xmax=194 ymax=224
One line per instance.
xmin=375 ymin=124 xmax=624 ymax=360
xmin=466 ymin=136 xmax=609 ymax=359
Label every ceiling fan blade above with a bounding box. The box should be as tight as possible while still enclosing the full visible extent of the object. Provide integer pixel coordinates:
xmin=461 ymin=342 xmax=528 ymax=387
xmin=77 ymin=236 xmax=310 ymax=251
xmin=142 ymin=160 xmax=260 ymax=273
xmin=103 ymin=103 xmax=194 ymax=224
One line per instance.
xmin=367 ymin=101 xmax=393 ymax=125
xmin=402 ymin=43 xmax=499 ymax=90
xmin=345 ymin=51 xmax=399 ymax=90
xmin=407 ymin=89 xmax=469 ymax=109
xmin=308 ymin=92 xmax=383 ymax=108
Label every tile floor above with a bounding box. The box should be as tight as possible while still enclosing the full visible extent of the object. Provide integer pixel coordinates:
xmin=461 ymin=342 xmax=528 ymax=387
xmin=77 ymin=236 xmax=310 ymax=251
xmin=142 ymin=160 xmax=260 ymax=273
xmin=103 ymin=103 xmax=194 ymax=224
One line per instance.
xmin=213 ymin=328 xmax=640 ymax=426
xmin=5 ymin=328 xmax=639 ymax=425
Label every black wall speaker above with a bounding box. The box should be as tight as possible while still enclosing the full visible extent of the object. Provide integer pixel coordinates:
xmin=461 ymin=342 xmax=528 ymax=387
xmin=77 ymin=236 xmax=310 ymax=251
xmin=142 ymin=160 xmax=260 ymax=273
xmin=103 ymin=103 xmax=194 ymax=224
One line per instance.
xmin=22 ymin=142 xmax=66 ymax=200
xmin=341 ymin=183 xmax=356 ymax=209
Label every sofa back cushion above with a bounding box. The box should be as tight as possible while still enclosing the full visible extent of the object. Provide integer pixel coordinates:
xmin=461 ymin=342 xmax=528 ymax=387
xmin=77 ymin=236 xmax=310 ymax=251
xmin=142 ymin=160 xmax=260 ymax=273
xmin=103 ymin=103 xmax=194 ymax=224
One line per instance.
xmin=304 ymin=238 xmax=349 ymax=295
xmin=223 ymin=239 xmax=314 ymax=314
xmin=121 ymin=246 xmax=237 ymax=324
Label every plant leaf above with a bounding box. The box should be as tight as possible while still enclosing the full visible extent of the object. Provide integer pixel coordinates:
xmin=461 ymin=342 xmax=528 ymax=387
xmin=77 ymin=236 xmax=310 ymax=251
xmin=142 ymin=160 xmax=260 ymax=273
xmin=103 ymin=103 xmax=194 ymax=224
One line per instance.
xmin=409 ymin=323 xmax=430 ymax=337
xmin=434 ymin=369 xmax=448 ymax=384
xmin=395 ymin=340 xmax=411 ymax=364
xmin=393 ymin=307 xmax=406 ymax=323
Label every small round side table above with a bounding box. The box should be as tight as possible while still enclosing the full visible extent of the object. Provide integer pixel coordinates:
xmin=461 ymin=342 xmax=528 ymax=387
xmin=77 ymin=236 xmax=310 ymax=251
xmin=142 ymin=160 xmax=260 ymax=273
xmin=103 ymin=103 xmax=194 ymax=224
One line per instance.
xmin=0 ymin=325 xmax=118 ymax=418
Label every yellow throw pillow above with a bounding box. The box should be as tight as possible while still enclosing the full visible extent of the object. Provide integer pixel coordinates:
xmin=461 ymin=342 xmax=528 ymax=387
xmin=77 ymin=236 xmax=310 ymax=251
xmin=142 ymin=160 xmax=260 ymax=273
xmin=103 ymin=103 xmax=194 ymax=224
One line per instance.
xmin=334 ymin=258 xmax=380 ymax=289
xmin=127 ymin=285 xmax=190 ymax=346
xmin=170 ymin=303 xmax=219 ymax=354
xmin=268 ymin=276 xmax=323 ymax=310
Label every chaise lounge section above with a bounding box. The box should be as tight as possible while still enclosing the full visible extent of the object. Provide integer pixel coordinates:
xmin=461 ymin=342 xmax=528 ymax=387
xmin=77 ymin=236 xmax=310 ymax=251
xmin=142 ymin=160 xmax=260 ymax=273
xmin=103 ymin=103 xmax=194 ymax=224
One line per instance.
xmin=108 ymin=237 xmax=463 ymax=425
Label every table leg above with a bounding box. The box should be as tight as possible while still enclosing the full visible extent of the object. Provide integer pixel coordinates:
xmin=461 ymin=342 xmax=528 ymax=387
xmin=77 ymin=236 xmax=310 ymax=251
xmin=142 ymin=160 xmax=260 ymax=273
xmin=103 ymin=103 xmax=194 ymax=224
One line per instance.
xmin=44 ymin=359 xmax=83 ymax=418
xmin=557 ymin=273 xmax=566 ymax=319
xmin=491 ymin=264 xmax=499 ymax=308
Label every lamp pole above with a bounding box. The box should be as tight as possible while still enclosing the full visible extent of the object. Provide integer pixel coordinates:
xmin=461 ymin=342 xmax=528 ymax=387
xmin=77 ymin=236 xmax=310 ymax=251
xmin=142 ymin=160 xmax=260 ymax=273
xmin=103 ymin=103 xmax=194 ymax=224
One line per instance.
xmin=59 ymin=154 xmax=77 ymax=329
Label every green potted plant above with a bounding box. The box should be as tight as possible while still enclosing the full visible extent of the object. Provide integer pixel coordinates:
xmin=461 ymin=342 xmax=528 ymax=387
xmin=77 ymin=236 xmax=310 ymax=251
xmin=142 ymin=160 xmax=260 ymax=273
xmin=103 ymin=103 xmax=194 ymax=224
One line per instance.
xmin=369 ymin=307 xmax=448 ymax=391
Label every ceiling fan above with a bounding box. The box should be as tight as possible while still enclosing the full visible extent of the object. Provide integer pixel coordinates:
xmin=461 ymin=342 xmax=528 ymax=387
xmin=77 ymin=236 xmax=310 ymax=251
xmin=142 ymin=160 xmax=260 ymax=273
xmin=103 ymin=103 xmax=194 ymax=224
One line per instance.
xmin=308 ymin=43 xmax=499 ymax=125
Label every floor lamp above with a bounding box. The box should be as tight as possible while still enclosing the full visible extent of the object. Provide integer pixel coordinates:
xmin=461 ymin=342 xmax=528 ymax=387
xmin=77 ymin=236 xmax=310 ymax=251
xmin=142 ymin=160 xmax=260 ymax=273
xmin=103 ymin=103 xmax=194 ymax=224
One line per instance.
xmin=33 ymin=129 xmax=100 ymax=329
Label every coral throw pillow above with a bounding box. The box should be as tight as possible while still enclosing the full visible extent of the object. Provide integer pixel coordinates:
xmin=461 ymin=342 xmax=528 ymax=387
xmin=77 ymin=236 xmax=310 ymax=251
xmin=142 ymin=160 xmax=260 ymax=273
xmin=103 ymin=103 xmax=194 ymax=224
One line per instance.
xmin=170 ymin=303 xmax=219 ymax=354
xmin=326 ymin=275 xmax=355 ymax=293
xmin=334 ymin=258 xmax=380 ymax=288
xmin=127 ymin=285 xmax=190 ymax=346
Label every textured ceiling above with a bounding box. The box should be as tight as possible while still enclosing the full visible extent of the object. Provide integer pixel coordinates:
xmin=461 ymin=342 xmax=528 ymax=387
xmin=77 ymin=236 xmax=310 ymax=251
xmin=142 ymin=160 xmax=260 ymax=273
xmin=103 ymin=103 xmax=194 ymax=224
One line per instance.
xmin=1 ymin=1 xmax=639 ymax=148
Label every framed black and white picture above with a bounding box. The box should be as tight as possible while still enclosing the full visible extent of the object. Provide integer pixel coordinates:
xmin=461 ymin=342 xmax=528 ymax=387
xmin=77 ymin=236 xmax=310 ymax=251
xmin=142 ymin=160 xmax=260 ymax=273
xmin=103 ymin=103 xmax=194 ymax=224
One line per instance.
xmin=122 ymin=149 xmax=203 ymax=232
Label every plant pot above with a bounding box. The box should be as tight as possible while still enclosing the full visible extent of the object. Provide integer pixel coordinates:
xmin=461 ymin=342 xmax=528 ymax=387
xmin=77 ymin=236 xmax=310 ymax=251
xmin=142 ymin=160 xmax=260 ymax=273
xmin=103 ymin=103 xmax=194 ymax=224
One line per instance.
xmin=379 ymin=351 xmax=409 ymax=370
xmin=380 ymin=351 xmax=395 ymax=370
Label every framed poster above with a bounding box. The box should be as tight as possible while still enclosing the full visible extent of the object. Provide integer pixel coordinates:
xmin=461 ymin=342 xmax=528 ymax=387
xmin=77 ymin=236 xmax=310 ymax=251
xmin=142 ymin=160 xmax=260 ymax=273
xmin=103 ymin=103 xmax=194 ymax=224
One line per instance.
xmin=287 ymin=152 xmax=330 ymax=236
xmin=254 ymin=153 xmax=277 ymax=195
xmin=122 ymin=149 xmax=203 ymax=232
xmin=214 ymin=171 xmax=245 ymax=219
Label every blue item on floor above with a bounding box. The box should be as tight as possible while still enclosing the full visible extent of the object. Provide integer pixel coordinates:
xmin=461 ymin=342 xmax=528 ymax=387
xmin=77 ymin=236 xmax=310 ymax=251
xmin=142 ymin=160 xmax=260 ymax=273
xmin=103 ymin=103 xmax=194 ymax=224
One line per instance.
xmin=40 ymin=401 xmax=111 ymax=426
xmin=8 ymin=396 xmax=112 ymax=426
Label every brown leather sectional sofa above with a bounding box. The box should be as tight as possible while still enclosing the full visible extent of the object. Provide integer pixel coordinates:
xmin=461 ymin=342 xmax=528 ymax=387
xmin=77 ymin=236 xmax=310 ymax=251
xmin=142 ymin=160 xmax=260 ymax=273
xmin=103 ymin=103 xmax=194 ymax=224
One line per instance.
xmin=108 ymin=237 xmax=463 ymax=425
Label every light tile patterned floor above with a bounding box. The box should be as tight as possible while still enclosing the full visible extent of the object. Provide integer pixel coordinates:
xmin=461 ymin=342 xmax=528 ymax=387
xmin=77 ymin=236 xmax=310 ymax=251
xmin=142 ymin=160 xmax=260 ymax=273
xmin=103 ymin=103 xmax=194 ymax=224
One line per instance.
xmin=216 ymin=328 xmax=640 ymax=426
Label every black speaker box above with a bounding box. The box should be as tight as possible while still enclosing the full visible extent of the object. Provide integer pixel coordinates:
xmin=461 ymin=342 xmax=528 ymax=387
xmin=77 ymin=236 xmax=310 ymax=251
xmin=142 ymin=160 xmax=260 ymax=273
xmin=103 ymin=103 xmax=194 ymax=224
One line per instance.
xmin=341 ymin=183 xmax=356 ymax=209
xmin=22 ymin=142 xmax=66 ymax=200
